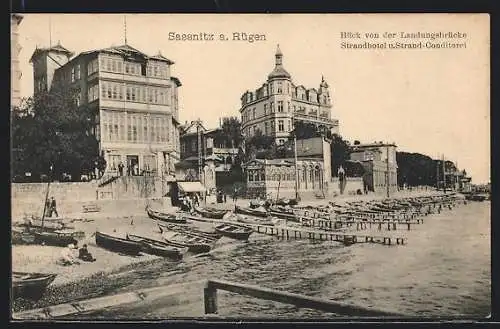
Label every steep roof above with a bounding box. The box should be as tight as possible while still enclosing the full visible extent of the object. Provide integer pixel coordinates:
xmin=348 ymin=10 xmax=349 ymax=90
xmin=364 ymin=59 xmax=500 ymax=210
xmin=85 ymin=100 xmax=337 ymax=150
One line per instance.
xmin=29 ymin=42 xmax=73 ymax=63
xmin=268 ymin=66 xmax=292 ymax=79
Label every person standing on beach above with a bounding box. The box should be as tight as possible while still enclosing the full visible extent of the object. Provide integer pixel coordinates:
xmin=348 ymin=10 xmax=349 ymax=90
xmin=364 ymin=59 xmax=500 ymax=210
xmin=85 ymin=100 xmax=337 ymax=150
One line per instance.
xmin=49 ymin=197 xmax=58 ymax=217
xmin=45 ymin=198 xmax=52 ymax=217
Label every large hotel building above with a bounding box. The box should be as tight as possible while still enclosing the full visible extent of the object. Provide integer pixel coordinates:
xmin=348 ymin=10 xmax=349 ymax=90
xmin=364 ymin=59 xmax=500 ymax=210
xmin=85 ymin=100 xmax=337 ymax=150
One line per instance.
xmin=30 ymin=42 xmax=181 ymax=178
xmin=239 ymin=45 xmax=339 ymax=145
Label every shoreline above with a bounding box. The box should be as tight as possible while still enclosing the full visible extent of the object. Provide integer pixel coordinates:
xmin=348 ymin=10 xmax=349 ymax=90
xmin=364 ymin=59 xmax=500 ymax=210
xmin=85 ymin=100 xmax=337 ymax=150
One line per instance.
xmin=12 ymin=188 xmax=457 ymax=312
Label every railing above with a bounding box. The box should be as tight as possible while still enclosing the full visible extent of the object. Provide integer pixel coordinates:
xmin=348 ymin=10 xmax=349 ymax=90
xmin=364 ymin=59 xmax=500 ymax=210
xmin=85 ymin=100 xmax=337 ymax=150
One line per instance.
xmin=204 ymin=279 xmax=403 ymax=317
xmin=14 ymin=279 xmax=406 ymax=320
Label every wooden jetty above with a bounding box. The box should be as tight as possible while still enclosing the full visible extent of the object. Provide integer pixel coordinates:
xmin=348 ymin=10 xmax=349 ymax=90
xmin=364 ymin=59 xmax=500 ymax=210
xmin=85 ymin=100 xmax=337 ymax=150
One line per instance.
xmin=296 ymin=215 xmax=423 ymax=231
xmin=182 ymin=215 xmax=407 ymax=246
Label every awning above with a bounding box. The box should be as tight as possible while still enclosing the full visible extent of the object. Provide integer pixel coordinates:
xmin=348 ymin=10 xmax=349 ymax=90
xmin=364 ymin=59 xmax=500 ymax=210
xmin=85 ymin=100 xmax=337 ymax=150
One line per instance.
xmin=178 ymin=181 xmax=206 ymax=193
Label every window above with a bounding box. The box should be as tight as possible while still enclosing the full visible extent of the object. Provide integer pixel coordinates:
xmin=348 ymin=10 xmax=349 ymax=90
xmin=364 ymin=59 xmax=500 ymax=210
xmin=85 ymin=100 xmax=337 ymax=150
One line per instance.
xmin=270 ymin=102 xmax=275 ymax=113
xmin=278 ymin=120 xmax=284 ymax=132
xmin=264 ymin=103 xmax=267 ymax=115
xmin=75 ymin=64 xmax=81 ymax=80
xmin=287 ymin=101 xmax=291 ymax=112
xmin=277 ymin=101 xmax=283 ymax=113
xmin=264 ymin=122 xmax=269 ymax=135
xmin=75 ymin=90 xmax=81 ymax=106
xmin=287 ymin=120 xmax=291 ymax=132
xmin=87 ymin=59 xmax=98 ymax=75
xmin=88 ymin=84 xmax=99 ymax=102
xmin=270 ymin=83 xmax=274 ymax=94
xmin=277 ymin=82 xmax=282 ymax=93
xmin=252 ymin=108 xmax=256 ymax=119
xmin=253 ymin=126 xmax=257 ymax=135
xmin=71 ymin=68 xmax=75 ymax=82
xmin=287 ymin=83 xmax=290 ymax=94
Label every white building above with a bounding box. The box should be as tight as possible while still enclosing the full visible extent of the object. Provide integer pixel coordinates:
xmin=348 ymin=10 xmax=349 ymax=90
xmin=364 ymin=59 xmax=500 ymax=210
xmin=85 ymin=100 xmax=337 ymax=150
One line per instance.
xmin=239 ymin=45 xmax=339 ymax=145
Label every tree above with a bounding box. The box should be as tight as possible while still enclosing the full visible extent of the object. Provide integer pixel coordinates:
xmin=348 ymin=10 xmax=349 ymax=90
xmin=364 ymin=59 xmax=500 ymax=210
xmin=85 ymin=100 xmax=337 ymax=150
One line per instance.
xmin=221 ymin=116 xmax=242 ymax=149
xmin=396 ymin=152 xmax=439 ymax=187
xmin=330 ymin=134 xmax=351 ymax=177
xmin=11 ymin=84 xmax=104 ymax=182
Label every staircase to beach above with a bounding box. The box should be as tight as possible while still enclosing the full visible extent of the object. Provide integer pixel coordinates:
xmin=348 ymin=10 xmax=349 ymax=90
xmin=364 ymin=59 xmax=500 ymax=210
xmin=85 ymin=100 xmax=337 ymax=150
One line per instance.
xmin=97 ymin=174 xmax=120 ymax=188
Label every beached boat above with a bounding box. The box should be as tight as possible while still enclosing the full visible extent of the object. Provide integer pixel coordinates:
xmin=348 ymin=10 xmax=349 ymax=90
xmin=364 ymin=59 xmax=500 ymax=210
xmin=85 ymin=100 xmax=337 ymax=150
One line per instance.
xmin=126 ymin=234 xmax=188 ymax=260
xmin=95 ymin=231 xmax=142 ymax=256
xmin=235 ymin=215 xmax=275 ymax=226
xmin=21 ymin=217 xmax=66 ymax=231
xmin=465 ymin=193 xmax=487 ymax=202
xmin=12 ymin=271 xmax=57 ymax=300
xmin=157 ymin=222 xmax=221 ymax=240
xmin=162 ymin=231 xmax=215 ymax=254
xmin=12 ymin=228 xmax=35 ymax=245
xmin=215 ymin=223 xmax=253 ymax=241
xmin=234 ymin=205 xmax=268 ymax=218
xmin=146 ymin=206 xmax=187 ymax=224
xmin=194 ymin=206 xmax=228 ymax=219
xmin=32 ymin=230 xmax=83 ymax=247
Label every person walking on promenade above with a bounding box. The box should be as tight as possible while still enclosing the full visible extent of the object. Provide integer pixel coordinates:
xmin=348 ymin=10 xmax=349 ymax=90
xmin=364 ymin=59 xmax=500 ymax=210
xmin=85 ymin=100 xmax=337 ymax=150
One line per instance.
xmin=232 ymin=187 xmax=238 ymax=203
xmin=118 ymin=162 xmax=124 ymax=176
xmin=49 ymin=196 xmax=59 ymax=217
xmin=223 ymin=191 xmax=227 ymax=203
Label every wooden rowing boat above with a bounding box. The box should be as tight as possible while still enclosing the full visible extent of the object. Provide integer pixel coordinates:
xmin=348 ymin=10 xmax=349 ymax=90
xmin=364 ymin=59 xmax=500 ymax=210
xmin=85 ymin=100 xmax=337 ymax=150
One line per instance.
xmin=12 ymin=271 xmax=57 ymax=300
xmin=146 ymin=206 xmax=187 ymax=224
xmin=162 ymin=231 xmax=215 ymax=254
xmin=235 ymin=214 xmax=275 ymax=226
xmin=126 ymin=234 xmax=188 ymax=260
xmin=194 ymin=206 xmax=228 ymax=219
xmin=157 ymin=222 xmax=221 ymax=240
xmin=32 ymin=230 xmax=83 ymax=247
xmin=215 ymin=223 xmax=253 ymax=241
xmin=234 ymin=205 xmax=268 ymax=218
xmin=95 ymin=231 xmax=142 ymax=256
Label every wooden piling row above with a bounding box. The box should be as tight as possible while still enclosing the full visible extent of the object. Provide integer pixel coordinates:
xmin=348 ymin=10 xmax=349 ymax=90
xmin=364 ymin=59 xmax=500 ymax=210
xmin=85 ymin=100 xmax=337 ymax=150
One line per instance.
xmin=184 ymin=215 xmax=406 ymax=246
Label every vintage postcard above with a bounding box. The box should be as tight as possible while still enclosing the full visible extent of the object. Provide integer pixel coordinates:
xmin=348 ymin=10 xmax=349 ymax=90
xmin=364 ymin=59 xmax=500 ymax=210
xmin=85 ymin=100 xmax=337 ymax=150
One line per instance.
xmin=10 ymin=13 xmax=490 ymax=320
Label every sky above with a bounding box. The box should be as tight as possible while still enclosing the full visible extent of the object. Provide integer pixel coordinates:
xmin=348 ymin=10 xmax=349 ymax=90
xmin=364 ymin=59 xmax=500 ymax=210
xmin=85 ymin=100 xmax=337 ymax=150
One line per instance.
xmin=14 ymin=14 xmax=490 ymax=184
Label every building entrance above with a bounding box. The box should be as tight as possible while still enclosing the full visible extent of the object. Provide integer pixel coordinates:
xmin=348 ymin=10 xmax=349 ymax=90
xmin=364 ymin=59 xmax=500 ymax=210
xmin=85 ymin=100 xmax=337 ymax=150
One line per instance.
xmin=127 ymin=155 xmax=139 ymax=176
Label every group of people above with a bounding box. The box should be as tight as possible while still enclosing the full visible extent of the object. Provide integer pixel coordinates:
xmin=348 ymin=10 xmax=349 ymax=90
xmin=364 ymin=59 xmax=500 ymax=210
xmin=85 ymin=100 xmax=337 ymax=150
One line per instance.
xmin=180 ymin=193 xmax=202 ymax=212
xmin=44 ymin=196 xmax=59 ymax=218
xmin=58 ymin=242 xmax=96 ymax=266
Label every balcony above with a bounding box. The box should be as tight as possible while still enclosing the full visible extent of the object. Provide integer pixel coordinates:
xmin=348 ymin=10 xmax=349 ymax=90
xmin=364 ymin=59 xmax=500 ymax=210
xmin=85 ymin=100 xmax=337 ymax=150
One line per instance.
xmin=99 ymin=99 xmax=172 ymax=114
xmin=99 ymin=71 xmax=171 ymax=86
xmin=294 ymin=112 xmax=337 ymax=126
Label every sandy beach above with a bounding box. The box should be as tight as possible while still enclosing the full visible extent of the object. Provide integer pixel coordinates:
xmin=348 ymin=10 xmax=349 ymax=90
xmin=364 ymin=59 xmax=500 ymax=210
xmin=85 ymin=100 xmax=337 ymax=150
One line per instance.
xmin=11 ymin=188 xmax=448 ymax=312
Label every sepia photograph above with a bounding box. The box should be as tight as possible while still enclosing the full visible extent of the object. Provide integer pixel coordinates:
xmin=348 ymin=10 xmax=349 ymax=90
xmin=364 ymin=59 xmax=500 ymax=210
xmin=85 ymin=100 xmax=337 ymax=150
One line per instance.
xmin=10 ymin=13 xmax=490 ymax=320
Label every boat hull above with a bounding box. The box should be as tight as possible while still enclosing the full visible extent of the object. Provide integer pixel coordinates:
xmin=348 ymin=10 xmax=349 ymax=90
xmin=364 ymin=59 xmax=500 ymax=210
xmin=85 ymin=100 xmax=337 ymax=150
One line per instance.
xmin=158 ymin=223 xmax=221 ymax=240
xmin=234 ymin=205 xmax=268 ymax=218
xmin=95 ymin=231 xmax=142 ymax=256
xmin=126 ymin=234 xmax=187 ymax=261
xmin=32 ymin=231 xmax=78 ymax=247
xmin=215 ymin=224 xmax=253 ymax=241
xmin=146 ymin=207 xmax=187 ymax=224
xmin=194 ymin=207 xmax=227 ymax=219
xmin=12 ymin=272 xmax=57 ymax=300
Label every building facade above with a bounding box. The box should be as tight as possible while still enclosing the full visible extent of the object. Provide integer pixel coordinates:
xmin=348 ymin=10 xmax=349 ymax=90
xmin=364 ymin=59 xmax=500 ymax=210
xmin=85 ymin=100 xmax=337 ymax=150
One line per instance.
xmin=350 ymin=142 xmax=398 ymax=194
xmin=244 ymin=158 xmax=326 ymax=199
xmin=179 ymin=120 xmax=240 ymax=171
xmin=30 ymin=43 xmax=182 ymax=178
xmin=239 ymin=45 xmax=339 ymax=145
xmin=11 ymin=14 xmax=23 ymax=109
